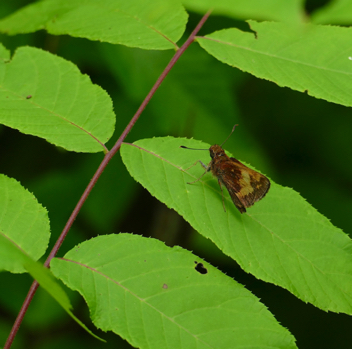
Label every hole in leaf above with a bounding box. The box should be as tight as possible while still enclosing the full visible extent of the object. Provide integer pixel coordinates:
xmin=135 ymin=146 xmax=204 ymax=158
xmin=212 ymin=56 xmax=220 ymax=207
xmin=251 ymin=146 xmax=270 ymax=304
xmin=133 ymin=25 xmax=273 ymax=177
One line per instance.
xmin=194 ymin=261 xmax=207 ymax=274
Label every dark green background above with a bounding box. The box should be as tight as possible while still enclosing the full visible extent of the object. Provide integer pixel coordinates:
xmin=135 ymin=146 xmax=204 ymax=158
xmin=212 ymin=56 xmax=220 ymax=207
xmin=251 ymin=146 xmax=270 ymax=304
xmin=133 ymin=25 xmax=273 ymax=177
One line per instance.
xmin=1 ymin=1 xmax=352 ymax=348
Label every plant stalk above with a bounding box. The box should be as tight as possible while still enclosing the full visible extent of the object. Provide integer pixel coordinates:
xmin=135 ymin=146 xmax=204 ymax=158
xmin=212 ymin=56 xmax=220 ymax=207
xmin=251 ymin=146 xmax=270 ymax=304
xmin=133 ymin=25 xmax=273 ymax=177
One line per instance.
xmin=4 ymin=10 xmax=211 ymax=349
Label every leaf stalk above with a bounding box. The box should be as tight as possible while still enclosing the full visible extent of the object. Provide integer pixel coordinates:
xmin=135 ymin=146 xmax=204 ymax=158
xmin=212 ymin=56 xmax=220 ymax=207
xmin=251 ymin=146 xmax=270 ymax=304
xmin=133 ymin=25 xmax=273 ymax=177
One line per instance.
xmin=4 ymin=10 xmax=212 ymax=349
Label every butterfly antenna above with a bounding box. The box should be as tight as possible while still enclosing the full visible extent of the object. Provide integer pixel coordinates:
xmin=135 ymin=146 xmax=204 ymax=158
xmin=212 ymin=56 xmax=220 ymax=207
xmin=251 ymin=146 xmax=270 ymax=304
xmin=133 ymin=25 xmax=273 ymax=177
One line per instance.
xmin=180 ymin=145 xmax=208 ymax=150
xmin=220 ymin=124 xmax=238 ymax=146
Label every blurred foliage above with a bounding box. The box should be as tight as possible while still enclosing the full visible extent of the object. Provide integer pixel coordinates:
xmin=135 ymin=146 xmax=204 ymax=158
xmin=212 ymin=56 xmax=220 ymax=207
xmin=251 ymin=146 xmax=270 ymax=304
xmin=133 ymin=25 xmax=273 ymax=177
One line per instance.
xmin=1 ymin=1 xmax=352 ymax=349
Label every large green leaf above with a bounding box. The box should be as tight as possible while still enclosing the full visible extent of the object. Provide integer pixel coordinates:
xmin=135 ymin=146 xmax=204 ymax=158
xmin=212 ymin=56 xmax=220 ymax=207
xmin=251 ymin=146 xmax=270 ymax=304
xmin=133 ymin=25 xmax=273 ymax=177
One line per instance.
xmin=51 ymin=233 xmax=297 ymax=349
xmin=120 ymin=137 xmax=352 ymax=314
xmin=183 ymin=0 xmax=304 ymax=23
xmin=0 ymin=174 xmax=50 ymax=273
xmin=311 ymin=0 xmax=352 ymax=25
xmin=0 ymin=45 xmax=115 ymax=153
xmin=197 ymin=21 xmax=352 ymax=107
xmin=0 ymin=0 xmax=187 ymax=50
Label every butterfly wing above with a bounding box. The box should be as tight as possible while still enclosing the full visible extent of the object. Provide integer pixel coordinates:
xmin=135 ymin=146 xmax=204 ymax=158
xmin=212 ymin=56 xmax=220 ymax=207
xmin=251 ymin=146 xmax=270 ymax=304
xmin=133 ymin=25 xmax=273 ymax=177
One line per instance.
xmin=215 ymin=158 xmax=270 ymax=213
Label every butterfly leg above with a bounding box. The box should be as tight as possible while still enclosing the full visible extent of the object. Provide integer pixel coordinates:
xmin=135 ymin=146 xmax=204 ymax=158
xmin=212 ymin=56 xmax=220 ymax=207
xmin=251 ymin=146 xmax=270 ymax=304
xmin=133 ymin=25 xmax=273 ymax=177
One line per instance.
xmin=184 ymin=160 xmax=210 ymax=184
xmin=183 ymin=160 xmax=208 ymax=171
xmin=218 ymin=179 xmax=226 ymax=212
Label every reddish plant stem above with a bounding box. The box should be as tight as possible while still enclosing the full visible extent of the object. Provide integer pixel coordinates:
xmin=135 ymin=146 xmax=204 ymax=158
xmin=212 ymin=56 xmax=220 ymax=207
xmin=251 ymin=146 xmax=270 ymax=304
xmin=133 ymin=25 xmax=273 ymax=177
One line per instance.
xmin=4 ymin=10 xmax=211 ymax=349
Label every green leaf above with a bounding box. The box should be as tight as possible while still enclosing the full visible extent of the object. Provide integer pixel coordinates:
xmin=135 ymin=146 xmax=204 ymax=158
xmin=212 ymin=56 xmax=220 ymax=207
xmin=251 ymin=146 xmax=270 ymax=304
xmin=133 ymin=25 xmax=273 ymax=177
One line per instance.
xmin=183 ymin=0 xmax=304 ymax=23
xmin=26 ymin=262 xmax=104 ymax=342
xmin=0 ymin=233 xmax=104 ymax=342
xmin=0 ymin=0 xmax=187 ymax=50
xmin=0 ymin=45 xmax=115 ymax=153
xmin=311 ymin=0 xmax=352 ymax=25
xmin=0 ymin=43 xmax=10 ymax=61
xmin=197 ymin=21 xmax=352 ymax=107
xmin=0 ymin=174 xmax=50 ymax=273
xmin=51 ymin=233 xmax=297 ymax=349
xmin=120 ymin=137 xmax=352 ymax=314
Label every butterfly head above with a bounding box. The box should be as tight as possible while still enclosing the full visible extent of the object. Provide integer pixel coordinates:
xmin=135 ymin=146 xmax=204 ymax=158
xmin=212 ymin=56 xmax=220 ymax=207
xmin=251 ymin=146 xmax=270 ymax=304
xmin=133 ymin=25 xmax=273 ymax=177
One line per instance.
xmin=209 ymin=144 xmax=226 ymax=160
